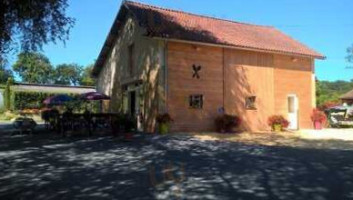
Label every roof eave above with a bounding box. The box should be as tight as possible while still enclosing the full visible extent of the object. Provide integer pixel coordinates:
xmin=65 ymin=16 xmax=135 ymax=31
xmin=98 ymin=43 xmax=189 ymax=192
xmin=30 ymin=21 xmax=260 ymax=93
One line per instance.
xmin=151 ymin=37 xmax=326 ymax=60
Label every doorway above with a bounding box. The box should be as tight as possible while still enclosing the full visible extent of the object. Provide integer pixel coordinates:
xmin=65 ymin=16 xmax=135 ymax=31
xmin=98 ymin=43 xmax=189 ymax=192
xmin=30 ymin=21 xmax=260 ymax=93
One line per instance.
xmin=287 ymin=94 xmax=298 ymax=130
xmin=129 ymin=91 xmax=136 ymax=116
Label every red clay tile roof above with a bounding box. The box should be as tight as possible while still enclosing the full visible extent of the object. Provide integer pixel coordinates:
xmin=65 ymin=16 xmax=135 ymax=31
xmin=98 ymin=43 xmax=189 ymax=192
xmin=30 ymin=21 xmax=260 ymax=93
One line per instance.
xmin=93 ymin=1 xmax=324 ymax=76
xmin=126 ymin=1 xmax=324 ymax=59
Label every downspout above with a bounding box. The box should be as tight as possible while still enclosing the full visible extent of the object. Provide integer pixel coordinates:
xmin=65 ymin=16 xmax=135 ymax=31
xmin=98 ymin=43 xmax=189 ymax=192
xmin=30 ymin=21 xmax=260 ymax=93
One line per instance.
xmin=223 ymin=48 xmax=225 ymax=112
xmin=164 ymin=41 xmax=169 ymax=113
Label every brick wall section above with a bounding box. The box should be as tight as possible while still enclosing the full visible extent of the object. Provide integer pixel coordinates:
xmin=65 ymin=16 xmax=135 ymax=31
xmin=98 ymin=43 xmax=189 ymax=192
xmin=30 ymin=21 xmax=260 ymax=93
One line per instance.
xmin=224 ymin=49 xmax=275 ymax=131
xmin=167 ymin=42 xmax=223 ymax=132
xmin=167 ymin=42 xmax=315 ymax=132
xmin=273 ymin=55 xmax=314 ymax=129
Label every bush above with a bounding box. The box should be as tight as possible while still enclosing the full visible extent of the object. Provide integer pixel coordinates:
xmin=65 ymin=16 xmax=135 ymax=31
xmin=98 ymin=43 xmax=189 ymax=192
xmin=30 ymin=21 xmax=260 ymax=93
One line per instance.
xmin=215 ymin=114 xmax=241 ymax=133
xmin=268 ymin=115 xmax=289 ymax=130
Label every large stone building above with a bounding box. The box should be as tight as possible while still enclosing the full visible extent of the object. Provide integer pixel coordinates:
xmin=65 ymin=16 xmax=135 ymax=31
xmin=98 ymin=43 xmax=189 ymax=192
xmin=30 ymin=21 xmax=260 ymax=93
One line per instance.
xmin=93 ymin=1 xmax=325 ymax=132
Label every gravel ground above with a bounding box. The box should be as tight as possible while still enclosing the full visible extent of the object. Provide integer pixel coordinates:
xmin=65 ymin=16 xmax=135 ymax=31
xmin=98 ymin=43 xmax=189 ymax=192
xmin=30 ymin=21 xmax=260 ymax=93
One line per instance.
xmin=1 ymin=132 xmax=353 ymax=199
xmin=299 ymin=128 xmax=353 ymax=141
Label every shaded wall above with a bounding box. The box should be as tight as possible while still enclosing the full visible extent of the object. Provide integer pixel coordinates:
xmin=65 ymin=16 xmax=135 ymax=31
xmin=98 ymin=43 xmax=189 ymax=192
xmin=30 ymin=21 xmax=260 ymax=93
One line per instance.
xmin=224 ymin=49 xmax=275 ymax=131
xmin=96 ymin=16 xmax=166 ymax=132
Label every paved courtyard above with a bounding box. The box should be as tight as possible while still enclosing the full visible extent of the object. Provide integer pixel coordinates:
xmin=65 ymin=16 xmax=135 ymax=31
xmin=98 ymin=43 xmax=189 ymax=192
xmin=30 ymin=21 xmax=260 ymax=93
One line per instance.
xmin=1 ymin=131 xmax=353 ymax=199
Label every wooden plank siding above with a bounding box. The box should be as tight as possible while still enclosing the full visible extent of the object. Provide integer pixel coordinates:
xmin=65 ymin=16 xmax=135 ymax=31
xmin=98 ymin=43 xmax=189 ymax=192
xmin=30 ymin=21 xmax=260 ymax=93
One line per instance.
xmin=167 ymin=41 xmax=315 ymax=132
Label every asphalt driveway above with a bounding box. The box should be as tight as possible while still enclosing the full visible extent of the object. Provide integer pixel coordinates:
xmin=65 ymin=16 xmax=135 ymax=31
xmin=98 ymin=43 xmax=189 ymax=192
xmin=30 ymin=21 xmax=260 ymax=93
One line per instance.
xmin=1 ymin=132 xmax=353 ymax=199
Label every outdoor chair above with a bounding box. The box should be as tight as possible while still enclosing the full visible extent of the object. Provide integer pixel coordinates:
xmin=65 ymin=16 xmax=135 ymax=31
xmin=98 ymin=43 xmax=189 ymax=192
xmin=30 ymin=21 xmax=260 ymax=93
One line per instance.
xmin=13 ymin=117 xmax=37 ymax=135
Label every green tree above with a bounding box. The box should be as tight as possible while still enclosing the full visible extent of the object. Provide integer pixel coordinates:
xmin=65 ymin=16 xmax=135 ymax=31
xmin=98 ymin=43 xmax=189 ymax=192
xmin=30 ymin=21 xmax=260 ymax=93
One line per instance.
xmin=0 ymin=0 xmax=74 ymax=60
xmin=12 ymin=52 xmax=53 ymax=84
xmin=316 ymin=80 xmax=353 ymax=106
xmin=3 ymin=77 xmax=13 ymax=110
xmin=80 ymin=65 xmax=96 ymax=86
xmin=0 ymin=65 xmax=13 ymax=84
xmin=53 ymin=64 xmax=82 ymax=85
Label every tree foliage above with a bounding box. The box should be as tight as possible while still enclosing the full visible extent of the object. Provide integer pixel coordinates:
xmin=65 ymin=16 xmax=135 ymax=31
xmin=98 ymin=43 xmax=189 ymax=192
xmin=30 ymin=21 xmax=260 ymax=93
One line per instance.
xmin=316 ymin=80 xmax=353 ymax=106
xmin=53 ymin=64 xmax=82 ymax=85
xmin=0 ymin=0 xmax=74 ymax=60
xmin=0 ymin=64 xmax=13 ymax=84
xmin=12 ymin=52 xmax=53 ymax=84
xmin=80 ymin=64 xmax=96 ymax=86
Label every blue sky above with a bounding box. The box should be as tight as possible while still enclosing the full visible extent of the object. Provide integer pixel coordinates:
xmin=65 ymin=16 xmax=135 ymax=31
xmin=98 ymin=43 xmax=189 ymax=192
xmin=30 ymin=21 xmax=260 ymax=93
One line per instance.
xmin=10 ymin=0 xmax=353 ymax=81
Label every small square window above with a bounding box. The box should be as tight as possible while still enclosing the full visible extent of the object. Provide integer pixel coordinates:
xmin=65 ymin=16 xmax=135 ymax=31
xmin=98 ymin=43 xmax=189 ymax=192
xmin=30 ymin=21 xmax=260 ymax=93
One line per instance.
xmin=189 ymin=95 xmax=203 ymax=109
xmin=245 ymin=96 xmax=256 ymax=110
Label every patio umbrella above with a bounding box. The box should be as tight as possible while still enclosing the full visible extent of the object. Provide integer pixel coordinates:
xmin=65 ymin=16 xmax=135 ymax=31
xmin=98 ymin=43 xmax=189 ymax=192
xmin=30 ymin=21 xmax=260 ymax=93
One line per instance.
xmin=80 ymin=92 xmax=110 ymax=112
xmin=80 ymin=92 xmax=110 ymax=101
xmin=43 ymin=94 xmax=74 ymax=106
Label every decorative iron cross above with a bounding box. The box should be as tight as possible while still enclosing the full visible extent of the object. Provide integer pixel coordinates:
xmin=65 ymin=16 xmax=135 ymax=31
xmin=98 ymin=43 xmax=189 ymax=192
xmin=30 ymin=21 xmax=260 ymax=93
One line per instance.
xmin=192 ymin=65 xmax=201 ymax=79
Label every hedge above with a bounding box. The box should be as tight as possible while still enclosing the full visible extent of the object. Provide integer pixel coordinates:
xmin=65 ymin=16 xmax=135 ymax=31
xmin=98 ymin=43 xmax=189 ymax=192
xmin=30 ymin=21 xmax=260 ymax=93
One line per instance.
xmin=3 ymin=78 xmax=13 ymax=110
xmin=10 ymin=90 xmax=100 ymax=112
xmin=12 ymin=91 xmax=81 ymax=110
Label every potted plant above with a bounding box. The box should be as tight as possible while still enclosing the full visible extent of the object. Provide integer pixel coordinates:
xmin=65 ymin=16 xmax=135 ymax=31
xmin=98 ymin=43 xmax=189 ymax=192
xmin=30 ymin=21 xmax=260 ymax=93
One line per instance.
xmin=156 ymin=113 xmax=173 ymax=134
xmin=215 ymin=114 xmax=242 ymax=133
xmin=268 ymin=115 xmax=289 ymax=132
xmin=311 ymin=109 xmax=327 ymax=130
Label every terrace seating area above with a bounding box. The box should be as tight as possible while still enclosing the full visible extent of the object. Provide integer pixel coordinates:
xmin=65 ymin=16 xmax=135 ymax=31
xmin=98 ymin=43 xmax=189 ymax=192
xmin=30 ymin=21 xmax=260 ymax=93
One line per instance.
xmin=11 ymin=92 xmax=137 ymax=138
xmin=326 ymin=106 xmax=353 ymax=128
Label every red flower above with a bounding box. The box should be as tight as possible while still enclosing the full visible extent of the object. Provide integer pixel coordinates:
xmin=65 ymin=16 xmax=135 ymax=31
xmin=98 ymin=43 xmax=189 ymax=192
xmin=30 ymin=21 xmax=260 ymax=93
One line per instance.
xmin=268 ymin=115 xmax=289 ymax=128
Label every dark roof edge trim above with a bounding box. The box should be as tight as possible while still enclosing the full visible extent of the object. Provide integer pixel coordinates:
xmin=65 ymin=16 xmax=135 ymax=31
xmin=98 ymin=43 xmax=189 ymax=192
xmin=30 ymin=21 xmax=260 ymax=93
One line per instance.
xmin=152 ymin=37 xmax=326 ymax=60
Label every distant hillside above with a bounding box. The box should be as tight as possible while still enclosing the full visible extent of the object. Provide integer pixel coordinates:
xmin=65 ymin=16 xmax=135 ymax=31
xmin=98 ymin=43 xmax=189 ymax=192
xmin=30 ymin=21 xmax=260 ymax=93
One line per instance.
xmin=317 ymin=80 xmax=353 ymax=106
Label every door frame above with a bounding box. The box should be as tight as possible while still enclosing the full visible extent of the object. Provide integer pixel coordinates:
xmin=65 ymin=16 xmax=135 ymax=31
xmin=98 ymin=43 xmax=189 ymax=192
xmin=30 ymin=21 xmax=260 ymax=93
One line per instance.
xmin=287 ymin=94 xmax=299 ymax=130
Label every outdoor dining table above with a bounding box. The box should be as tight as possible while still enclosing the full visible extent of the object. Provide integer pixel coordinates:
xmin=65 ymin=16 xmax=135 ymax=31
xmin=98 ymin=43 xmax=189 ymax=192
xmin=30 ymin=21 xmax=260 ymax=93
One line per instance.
xmin=58 ymin=113 xmax=118 ymax=136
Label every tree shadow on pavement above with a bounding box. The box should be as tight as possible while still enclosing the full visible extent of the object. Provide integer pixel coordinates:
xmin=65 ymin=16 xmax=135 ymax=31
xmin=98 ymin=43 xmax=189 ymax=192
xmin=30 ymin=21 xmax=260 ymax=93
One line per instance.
xmin=0 ymin=133 xmax=353 ymax=199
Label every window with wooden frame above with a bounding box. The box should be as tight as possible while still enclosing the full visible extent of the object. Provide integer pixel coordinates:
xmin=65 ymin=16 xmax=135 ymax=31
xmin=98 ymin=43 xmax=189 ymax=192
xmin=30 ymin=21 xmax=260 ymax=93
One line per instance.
xmin=245 ymin=96 xmax=256 ymax=110
xmin=128 ymin=43 xmax=134 ymax=76
xmin=189 ymin=94 xmax=203 ymax=109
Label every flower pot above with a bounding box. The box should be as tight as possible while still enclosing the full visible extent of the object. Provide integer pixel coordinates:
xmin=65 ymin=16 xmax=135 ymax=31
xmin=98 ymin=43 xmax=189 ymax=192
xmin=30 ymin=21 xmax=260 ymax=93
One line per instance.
xmin=273 ymin=124 xmax=282 ymax=132
xmin=314 ymin=121 xmax=322 ymax=130
xmin=159 ymin=123 xmax=169 ymax=134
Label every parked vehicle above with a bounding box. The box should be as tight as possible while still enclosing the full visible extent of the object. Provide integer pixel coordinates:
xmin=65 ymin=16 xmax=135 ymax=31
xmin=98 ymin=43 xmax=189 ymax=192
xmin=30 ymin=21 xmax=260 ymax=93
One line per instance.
xmin=325 ymin=106 xmax=353 ymax=128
